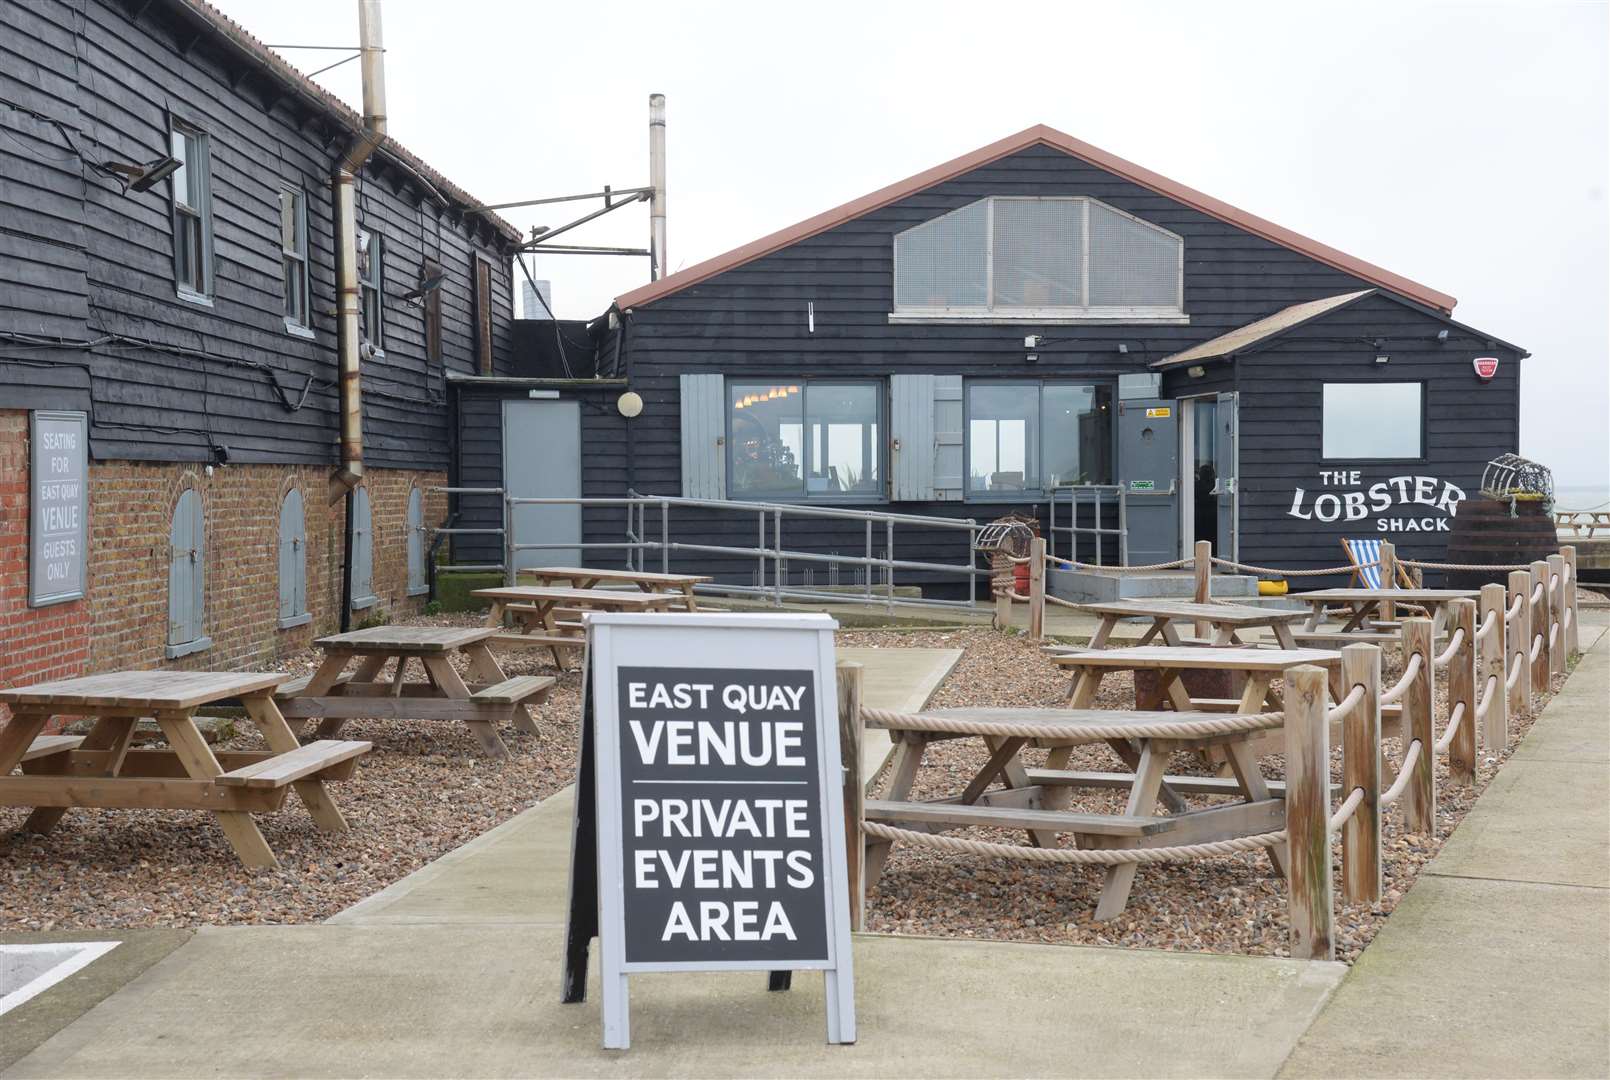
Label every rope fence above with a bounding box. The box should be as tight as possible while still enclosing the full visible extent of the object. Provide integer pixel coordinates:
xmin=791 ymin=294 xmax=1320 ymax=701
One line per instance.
xmin=860 ymin=822 xmax=1287 ymax=865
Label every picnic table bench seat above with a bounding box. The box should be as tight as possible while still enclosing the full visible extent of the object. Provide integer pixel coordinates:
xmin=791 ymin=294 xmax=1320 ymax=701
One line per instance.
xmin=274 ymin=672 xmax=354 ymax=698
xmin=867 ymin=707 xmax=1271 ymax=747
xmin=866 ymin=798 xmax=1176 ymax=837
xmin=470 ymin=675 xmax=555 ymax=704
xmin=21 ymin=735 xmax=85 ymax=762
xmin=216 ymin=739 xmax=370 ymax=788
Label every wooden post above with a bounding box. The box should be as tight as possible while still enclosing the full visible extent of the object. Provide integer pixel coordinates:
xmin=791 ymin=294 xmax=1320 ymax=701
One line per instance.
xmin=1401 ymin=617 xmax=1436 ymax=836
xmin=1193 ymin=540 xmax=1212 ymax=638
xmin=1379 ymin=540 xmax=1397 ymax=624
xmin=994 ymin=579 xmax=1013 ymax=632
xmin=1562 ymin=545 xmax=1581 ymax=657
xmin=1028 ymin=536 xmax=1046 ymax=642
xmin=1546 ymin=554 xmax=1567 ymax=679
xmin=1284 ymin=664 xmax=1333 ymax=961
xmin=1529 ymin=560 xmax=1549 ymax=691
xmin=1447 ymin=599 xmax=1477 ymax=788
xmin=1340 ymin=644 xmax=1382 ymax=905
xmin=1478 ymin=583 xmax=1508 ymax=750
xmin=836 ymin=661 xmax=864 ymax=932
xmin=1507 ymin=570 xmax=1531 ymax=718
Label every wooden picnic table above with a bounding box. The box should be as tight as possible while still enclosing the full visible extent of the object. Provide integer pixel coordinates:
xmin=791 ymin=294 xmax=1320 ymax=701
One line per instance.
xmin=0 ymin=670 xmax=369 ymax=869
xmin=275 ymin=626 xmax=554 ymax=759
xmin=864 ymin=705 xmax=1293 ymax=920
xmin=513 ymin=566 xmax=712 ymax=611
xmin=1065 ymin=599 xmax=1310 ymax=650
xmin=1291 ymin=587 xmax=1479 ymax=637
xmin=1050 ymin=645 xmax=1345 ymax=713
xmin=474 ymin=585 xmax=679 ymax=668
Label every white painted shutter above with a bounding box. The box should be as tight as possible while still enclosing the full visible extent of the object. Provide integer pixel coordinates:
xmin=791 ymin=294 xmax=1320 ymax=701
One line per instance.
xmin=350 ymin=486 xmax=376 ymax=608
xmin=406 ymin=486 xmax=427 ymax=595
xmin=679 ymin=373 xmax=726 ymax=499
xmin=933 ymin=375 xmax=964 ymax=501
xmin=278 ymin=488 xmax=308 ymax=624
xmin=168 ymin=488 xmax=204 ymax=646
xmin=890 ymin=375 xmax=936 ymax=501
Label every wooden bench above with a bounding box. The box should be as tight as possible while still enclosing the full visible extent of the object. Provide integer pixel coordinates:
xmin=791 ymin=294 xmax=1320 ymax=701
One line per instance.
xmin=1290 ymin=630 xmax=1401 ymax=648
xmin=275 ymin=671 xmax=354 ymax=698
xmin=866 ymin=798 xmax=1176 ymax=837
xmin=216 ymin=739 xmax=370 ymax=788
xmin=20 ymin=735 xmax=84 ymax=763
xmin=470 ymin=675 xmax=555 ymax=705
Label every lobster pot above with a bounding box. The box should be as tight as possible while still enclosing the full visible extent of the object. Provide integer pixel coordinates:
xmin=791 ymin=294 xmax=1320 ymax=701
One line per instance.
xmin=1443 ymin=497 xmax=1559 ymax=589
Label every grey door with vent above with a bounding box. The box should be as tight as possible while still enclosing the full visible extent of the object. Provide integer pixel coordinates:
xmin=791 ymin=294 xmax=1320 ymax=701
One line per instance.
xmin=1214 ymin=391 xmax=1239 ymax=561
xmin=503 ymin=399 xmax=581 ymax=569
xmin=168 ymin=488 xmax=204 ymax=649
xmin=278 ymin=488 xmax=309 ymax=626
xmin=1118 ymin=399 xmax=1180 ymax=566
xmin=406 ymin=486 xmax=427 ymax=595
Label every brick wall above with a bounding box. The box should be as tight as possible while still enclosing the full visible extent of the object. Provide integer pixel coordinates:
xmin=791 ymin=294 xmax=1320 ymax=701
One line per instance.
xmin=87 ymin=462 xmax=447 ymax=672
xmin=0 ymin=412 xmax=92 ymax=709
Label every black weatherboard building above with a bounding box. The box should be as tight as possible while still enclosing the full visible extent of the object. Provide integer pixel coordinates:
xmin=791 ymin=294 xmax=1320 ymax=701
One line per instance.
xmin=468 ymin=125 xmax=1526 ymax=593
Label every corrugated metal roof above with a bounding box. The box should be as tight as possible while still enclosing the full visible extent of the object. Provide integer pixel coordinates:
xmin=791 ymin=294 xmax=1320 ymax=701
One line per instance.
xmin=167 ymin=0 xmax=520 ymax=242
xmin=614 ymin=126 xmax=1458 ymax=313
xmin=1150 ymin=291 xmax=1377 ymax=369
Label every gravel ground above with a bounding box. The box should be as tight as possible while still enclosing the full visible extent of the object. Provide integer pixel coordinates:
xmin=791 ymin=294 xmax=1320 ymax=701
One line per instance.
xmin=840 ymin=627 xmax=1568 ymax=964
xmin=1 ymin=616 xmax=1575 ymax=961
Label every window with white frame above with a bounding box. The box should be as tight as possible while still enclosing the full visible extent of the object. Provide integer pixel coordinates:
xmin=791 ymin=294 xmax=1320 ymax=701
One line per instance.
xmin=966 ymin=380 xmax=1114 ymax=496
xmin=169 ymin=120 xmax=212 ymax=299
xmin=894 ymin=197 xmax=1183 ymax=319
xmin=358 ymin=227 xmax=383 ymax=350
xmin=727 ymin=380 xmax=882 ymax=500
xmin=280 ymin=186 xmax=310 ymax=332
xmin=1321 ymin=382 xmax=1423 ymax=460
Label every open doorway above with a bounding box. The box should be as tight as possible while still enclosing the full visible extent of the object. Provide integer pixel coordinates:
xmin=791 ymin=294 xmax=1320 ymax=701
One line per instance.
xmin=1180 ymin=394 xmax=1238 ymax=559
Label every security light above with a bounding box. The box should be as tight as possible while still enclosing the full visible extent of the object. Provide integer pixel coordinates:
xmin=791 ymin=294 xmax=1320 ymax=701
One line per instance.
xmin=1024 ymin=334 xmax=1042 ymax=348
xmin=1375 ymin=354 xmax=1391 ymax=364
xmin=1436 ymin=329 xmax=1449 ymax=343
xmin=103 ymin=154 xmax=182 ymax=193
xmin=401 ymin=270 xmax=446 ymax=304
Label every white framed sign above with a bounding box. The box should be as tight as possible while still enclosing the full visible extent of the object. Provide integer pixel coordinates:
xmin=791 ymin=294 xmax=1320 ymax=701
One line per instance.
xmin=29 ymin=410 xmax=88 ymax=607
xmin=561 ymin=612 xmax=856 ymax=1051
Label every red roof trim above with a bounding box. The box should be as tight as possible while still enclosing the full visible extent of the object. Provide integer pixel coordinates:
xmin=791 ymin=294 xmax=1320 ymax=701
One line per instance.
xmin=615 ymin=124 xmax=1456 ymax=314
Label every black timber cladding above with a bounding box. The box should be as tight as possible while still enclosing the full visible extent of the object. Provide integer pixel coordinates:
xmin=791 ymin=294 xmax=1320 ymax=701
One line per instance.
xmin=0 ymin=0 xmax=516 ymax=469
xmin=571 ymin=142 xmax=1523 ymax=586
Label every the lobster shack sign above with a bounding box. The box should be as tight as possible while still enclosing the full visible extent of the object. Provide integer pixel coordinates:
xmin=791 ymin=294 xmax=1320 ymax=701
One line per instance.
xmin=1287 ymin=469 xmax=1466 ymax=533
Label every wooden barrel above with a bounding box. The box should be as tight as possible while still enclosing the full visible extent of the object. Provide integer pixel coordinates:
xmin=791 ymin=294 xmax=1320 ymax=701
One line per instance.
xmin=1443 ymin=497 xmax=1559 ymax=589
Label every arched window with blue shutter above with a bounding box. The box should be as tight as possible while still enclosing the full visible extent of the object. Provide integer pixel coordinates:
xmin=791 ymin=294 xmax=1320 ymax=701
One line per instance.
xmin=278 ymin=488 xmax=310 ymax=628
xmin=406 ymin=486 xmax=428 ymax=596
xmin=350 ymin=485 xmax=377 ymax=609
xmin=166 ymin=487 xmax=210 ymax=658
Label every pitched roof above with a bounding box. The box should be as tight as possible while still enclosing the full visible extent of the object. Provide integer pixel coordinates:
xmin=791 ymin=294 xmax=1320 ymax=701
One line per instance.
xmin=615 ymin=125 xmax=1456 ymax=313
xmin=1150 ymin=290 xmax=1376 ymax=369
xmin=166 ymin=0 xmax=520 ymax=242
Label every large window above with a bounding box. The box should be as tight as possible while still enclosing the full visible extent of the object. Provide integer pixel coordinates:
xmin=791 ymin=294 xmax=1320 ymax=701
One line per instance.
xmin=169 ymin=120 xmax=212 ymax=300
xmin=358 ymin=227 xmax=383 ymax=351
xmin=894 ymin=197 xmax=1183 ymax=319
xmin=967 ymin=381 xmax=1113 ymax=496
xmin=280 ymin=186 xmax=310 ymax=333
xmin=727 ymin=380 xmax=882 ymax=501
xmin=1322 ymin=382 xmax=1424 ymax=460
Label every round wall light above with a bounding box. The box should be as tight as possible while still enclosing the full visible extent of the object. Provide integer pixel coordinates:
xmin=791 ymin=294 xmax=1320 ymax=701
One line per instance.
xmin=617 ymin=391 xmax=644 ymax=418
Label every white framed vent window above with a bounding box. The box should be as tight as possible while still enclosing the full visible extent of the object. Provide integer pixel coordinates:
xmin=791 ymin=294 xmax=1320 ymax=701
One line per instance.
xmin=727 ymin=380 xmax=883 ymax=502
xmin=1321 ymin=382 xmax=1425 ymax=461
xmin=280 ymin=186 xmax=311 ymax=335
xmin=169 ymin=120 xmax=213 ymax=302
xmin=892 ymin=196 xmax=1184 ymax=322
xmin=358 ymin=228 xmax=383 ymax=352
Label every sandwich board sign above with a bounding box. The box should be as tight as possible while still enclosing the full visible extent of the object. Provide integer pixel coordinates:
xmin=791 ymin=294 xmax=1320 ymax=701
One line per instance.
xmin=560 ymin=611 xmax=856 ymax=1050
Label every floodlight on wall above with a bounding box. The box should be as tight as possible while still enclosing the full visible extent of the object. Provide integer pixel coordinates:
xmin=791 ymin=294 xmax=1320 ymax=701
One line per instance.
xmin=401 ymin=270 xmax=446 ymax=305
xmin=1116 ymin=343 xmax=1128 ymax=355
xmin=1024 ymin=334 xmax=1042 ymax=348
xmin=1375 ymin=354 xmax=1391 ymax=364
xmin=1187 ymin=365 xmax=1206 ymax=378
xmin=1436 ymin=329 xmax=1449 ymax=343
xmin=103 ymin=154 xmax=182 ymax=193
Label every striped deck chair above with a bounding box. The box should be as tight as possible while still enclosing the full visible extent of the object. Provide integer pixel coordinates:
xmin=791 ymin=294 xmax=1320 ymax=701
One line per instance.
xmin=1340 ymin=537 xmax=1428 ymax=615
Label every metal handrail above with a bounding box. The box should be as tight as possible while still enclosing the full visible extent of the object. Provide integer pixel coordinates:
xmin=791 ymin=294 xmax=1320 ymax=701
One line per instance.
xmin=1047 ymin=483 xmax=1128 ymax=567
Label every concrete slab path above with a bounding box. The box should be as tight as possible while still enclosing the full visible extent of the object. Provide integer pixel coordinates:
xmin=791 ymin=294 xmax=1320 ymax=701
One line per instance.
xmin=1278 ymin=619 xmax=1610 ymax=1079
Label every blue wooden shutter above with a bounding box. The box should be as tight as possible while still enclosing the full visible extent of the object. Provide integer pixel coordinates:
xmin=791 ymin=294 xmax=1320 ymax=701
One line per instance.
xmin=167 ymin=488 xmax=204 ymax=650
xmin=406 ymin=486 xmax=427 ymax=595
xmin=679 ymin=373 xmax=725 ymax=499
xmin=350 ymin=486 xmax=376 ymax=608
xmin=278 ymin=489 xmax=309 ymax=626
xmin=891 ymin=375 xmax=936 ymax=501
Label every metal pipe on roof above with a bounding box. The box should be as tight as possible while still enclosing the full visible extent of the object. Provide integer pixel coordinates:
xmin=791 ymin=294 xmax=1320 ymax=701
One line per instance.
xmin=649 ymin=93 xmax=666 ymax=280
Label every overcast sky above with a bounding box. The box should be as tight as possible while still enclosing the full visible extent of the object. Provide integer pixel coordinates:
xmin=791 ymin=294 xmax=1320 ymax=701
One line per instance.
xmin=223 ymin=0 xmax=1609 ymax=494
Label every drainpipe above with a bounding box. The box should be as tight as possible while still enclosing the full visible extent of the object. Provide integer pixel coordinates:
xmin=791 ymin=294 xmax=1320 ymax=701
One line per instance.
xmin=329 ymin=0 xmax=387 ymax=503
xmin=648 ymin=93 xmax=666 ymax=281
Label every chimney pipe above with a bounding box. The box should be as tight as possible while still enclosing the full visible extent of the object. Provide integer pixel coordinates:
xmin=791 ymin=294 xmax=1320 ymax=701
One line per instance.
xmin=648 ymin=93 xmax=666 ymax=281
xmin=330 ymin=0 xmax=387 ymax=501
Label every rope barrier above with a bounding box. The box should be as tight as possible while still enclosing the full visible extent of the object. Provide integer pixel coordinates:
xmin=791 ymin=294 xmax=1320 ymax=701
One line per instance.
xmin=1506 ymin=652 xmax=1524 ymax=692
xmin=860 ymin=821 xmax=1288 ymax=865
xmin=1328 ymin=786 xmax=1365 ymax=834
xmin=1325 ymin=683 xmax=1366 ymax=725
xmin=1475 ymin=609 xmax=1497 ymax=641
xmin=1529 ymin=634 xmax=1543 ymax=663
xmin=1507 ymin=593 xmax=1525 ymax=618
xmin=1531 ymin=582 xmax=1545 ymax=604
xmin=1051 ymin=557 xmax=1195 ymax=573
xmin=1210 ymin=556 xmax=1376 ymax=577
xmin=1379 ymin=651 xmax=1424 ymax=705
xmin=1475 ymin=673 xmax=1498 ymax=722
xmin=1435 ymin=702 xmax=1465 ymax=754
xmin=1380 ymin=739 xmax=1424 ymax=805
xmin=1548 ymin=622 xmax=1559 ymax=648
xmin=1433 ymin=627 xmax=1466 ymax=667
xmin=1401 ymin=558 xmax=1532 ymax=572
xmin=859 ymin=706 xmax=1285 ymax=742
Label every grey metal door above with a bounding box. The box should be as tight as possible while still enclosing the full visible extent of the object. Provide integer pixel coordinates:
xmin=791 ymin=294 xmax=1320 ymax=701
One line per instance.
xmin=1118 ymin=399 xmax=1180 ymax=566
xmin=1214 ymin=391 xmax=1239 ymax=561
xmin=503 ymin=399 xmax=581 ymax=568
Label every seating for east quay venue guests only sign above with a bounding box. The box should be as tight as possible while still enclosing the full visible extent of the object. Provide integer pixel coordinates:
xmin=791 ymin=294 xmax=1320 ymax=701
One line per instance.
xmin=561 ymin=611 xmax=856 ymax=1051
xmin=29 ymin=410 xmax=88 ymax=606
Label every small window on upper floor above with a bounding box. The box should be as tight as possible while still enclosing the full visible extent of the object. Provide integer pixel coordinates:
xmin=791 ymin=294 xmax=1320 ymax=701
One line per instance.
xmin=169 ymin=120 xmax=213 ymax=302
xmin=892 ymin=196 xmax=1184 ymax=322
xmin=358 ymin=227 xmax=384 ymax=352
xmin=280 ymin=186 xmax=311 ymax=334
